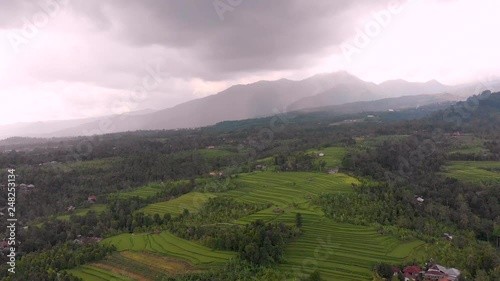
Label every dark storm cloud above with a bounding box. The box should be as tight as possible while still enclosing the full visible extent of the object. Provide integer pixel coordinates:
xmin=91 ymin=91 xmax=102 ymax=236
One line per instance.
xmin=70 ymin=0 xmax=386 ymax=79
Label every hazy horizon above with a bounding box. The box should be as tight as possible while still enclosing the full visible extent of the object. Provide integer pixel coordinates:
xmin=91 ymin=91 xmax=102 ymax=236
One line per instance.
xmin=1 ymin=0 xmax=499 ymax=126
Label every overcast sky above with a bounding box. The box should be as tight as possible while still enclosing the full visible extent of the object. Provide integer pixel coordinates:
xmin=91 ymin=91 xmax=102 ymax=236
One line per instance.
xmin=1 ymin=0 xmax=499 ymax=125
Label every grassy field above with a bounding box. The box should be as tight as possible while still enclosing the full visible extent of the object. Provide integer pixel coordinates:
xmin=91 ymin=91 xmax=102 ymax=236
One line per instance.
xmin=442 ymin=161 xmax=500 ymax=184
xmin=279 ymin=214 xmax=424 ymax=281
xmin=102 ymin=231 xmax=235 ymax=267
xmin=226 ymin=171 xmax=358 ymax=208
xmin=67 ymin=265 xmax=137 ymax=281
xmin=137 ymin=192 xmax=216 ymax=216
xmin=112 ymin=181 xmax=189 ymax=199
xmin=448 ymin=135 xmax=489 ymax=155
xmin=307 ymin=146 xmax=346 ymax=168
xmin=57 ymin=204 xmax=107 ymax=221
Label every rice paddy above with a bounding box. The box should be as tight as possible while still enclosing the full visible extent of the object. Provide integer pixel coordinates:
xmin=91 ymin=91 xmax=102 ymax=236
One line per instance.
xmin=102 ymin=231 xmax=235 ymax=266
xmin=442 ymin=161 xmax=500 ymax=184
xmin=137 ymin=192 xmax=216 ymax=216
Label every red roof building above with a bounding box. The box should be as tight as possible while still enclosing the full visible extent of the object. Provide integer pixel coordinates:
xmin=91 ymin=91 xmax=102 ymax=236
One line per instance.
xmin=403 ymin=266 xmax=422 ymax=280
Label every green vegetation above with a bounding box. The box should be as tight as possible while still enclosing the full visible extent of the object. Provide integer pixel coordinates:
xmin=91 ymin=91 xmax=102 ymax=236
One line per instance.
xmin=279 ymin=214 xmax=423 ymax=281
xmin=67 ymin=265 xmax=136 ymax=281
xmin=196 ymin=148 xmax=236 ymax=158
xmin=102 ymin=231 xmax=235 ymax=266
xmin=442 ymin=161 xmax=500 ymax=184
xmin=113 ymin=181 xmax=190 ymax=199
xmin=138 ymin=192 xmax=215 ymax=216
xmin=307 ymin=146 xmax=346 ymax=167
xmin=57 ymin=204 xmax=107 ymax=221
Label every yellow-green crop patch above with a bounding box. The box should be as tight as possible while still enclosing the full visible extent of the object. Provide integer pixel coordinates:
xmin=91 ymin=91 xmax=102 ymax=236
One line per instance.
xmin=442 ymin=161 xmax=500 ymax=184
xmin=225 ymin=171 xmax=358 ymax=208
xmin=57 ymin=204 xmax=107 ymax=221
xmin=66 ymin=265 xmax=136 ymax=281
xmin=102 ymin=231 xmax=235 ymax=266
xmin=307 ymin=146 xmax=346 ymax=167
xmin=112 ymin=180 xmax=189 ymax=199
xmin=137 ymin=192 xmax=216 ymax=216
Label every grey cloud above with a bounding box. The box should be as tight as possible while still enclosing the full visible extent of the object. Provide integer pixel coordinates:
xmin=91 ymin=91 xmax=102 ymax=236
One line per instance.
xmin=69 ymin=0 xmax=387 ymax=80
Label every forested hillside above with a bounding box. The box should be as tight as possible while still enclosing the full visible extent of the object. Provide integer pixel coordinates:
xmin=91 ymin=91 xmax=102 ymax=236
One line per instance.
xmin=0 ymin=92 xmax=499 ymax=280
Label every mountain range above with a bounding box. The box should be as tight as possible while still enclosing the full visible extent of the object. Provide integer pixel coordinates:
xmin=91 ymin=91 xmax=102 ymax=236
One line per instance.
xmin=2 ymin=72 xmax=499 ymax=140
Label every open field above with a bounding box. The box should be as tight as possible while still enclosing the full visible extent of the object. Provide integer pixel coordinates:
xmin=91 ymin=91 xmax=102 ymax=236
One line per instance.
xmin=442 ymin=161 xmax=500 ymax=184
xmin=307 ymin=146 xmax=346 ymax=168
xmin=102 ymin=231 xmax=235 ymax=266
xmin=67 ymin=265 xmax=137 ymax=281
xmin=137 ymin=192 xmax=216 ymax=216
xmin=279 ymin=214 xmax=424 ymax=281
xmin=448 ymin=135 xmax=489 ymax=155
xmin=225 ymin=171 xmax=358 ymax=208
xmin=57 ymin=204 xmax=107 ymax=221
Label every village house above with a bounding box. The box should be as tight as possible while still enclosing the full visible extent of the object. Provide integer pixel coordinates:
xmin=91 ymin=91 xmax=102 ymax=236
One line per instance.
xmin=403 ymin=265 xmax=422 ymax=281
xmin=87 ymin=195 xmax=97 ymax=203
xmin=317 ymin=153 xmax=325 ymax=157
xmin=424 ymin=264 xmax=461 ymax=281
xmin=442 ymin=233 xmax=453 ymax=241
xmin=206 ymin=145 xmax=215 ymax=149
xmin=66 ymin=206 xmax=76 ymax=212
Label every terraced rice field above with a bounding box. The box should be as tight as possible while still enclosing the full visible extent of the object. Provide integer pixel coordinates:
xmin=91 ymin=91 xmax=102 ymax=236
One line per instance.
xmin=102 ymin=231 xmax=235 ymax=266
xmin=280 ymin=214 xmax=423 ymax=281
xmin=442 ymin=161 xmax=500 ymax=184
xmin=225 ymin=171 xmax=358 ymax=208
xmin=99 ymin=155 xmax=423 ymax=280
xmin=137 ymin=192 xmax=216 ymax=216
xmin=67 ymin=265 xmax=136 ymax=281
xmin=223 ymin=171 xmax=423 ymax=280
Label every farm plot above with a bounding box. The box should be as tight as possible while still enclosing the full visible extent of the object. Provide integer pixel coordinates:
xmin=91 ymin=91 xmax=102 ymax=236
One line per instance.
xmin=137 ymin=192 xmax=216 ymax=216
xmin=307 ymin=146 xmax=347 ymax=168
xmin=225 ymin=171 xmax=358 ymax=208
xmin=442 ymin=161 xmax=500 ymax=184
xmin=221 ymin=171 xmax=422 ymax=280
xmin=279 ymin=213 xmax=423 ymax=281
xmin=67 ymin=265 xmax=137 ymax=281
xmin=55 ymin=204 xmax=107 ymax=221
xmin=102 ymin=231 xmax=235 ymax=266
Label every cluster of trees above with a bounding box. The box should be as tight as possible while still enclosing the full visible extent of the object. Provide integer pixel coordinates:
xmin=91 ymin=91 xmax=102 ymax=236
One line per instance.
xmin=170 ymin=258 xmax=320 ymax=281
xmin=0 ymin=242 xmax=115 ymax=281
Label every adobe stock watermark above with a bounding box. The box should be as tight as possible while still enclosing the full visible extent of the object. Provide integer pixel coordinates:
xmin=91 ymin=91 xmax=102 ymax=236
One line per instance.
xmin=7 ymin=0 xmax=70 ymax=53
xmin=341 ymin=0 xmax=415 ymax=62
xmin=213 ymin=0 xmax=244 ymax=21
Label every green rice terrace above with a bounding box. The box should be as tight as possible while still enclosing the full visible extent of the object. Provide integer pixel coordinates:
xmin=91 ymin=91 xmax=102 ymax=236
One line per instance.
xmin=67 ymin=147 xmax=424 ymax=281
xmin=137 ymin=192 xmax=216 ymax=216
xmin=442 ymin=161 xmax=500 ymax=184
